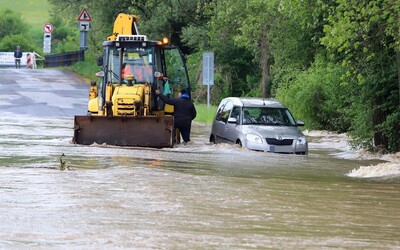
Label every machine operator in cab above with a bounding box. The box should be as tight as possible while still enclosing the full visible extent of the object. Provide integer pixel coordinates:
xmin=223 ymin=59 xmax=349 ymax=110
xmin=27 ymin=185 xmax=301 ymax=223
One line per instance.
xmin=122 ymin=52 xmax=152 ymax=84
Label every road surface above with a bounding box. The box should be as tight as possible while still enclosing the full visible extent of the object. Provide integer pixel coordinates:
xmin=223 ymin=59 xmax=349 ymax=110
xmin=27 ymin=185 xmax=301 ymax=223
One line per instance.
xmin=0 ymin=68 xmax=88 ymax=117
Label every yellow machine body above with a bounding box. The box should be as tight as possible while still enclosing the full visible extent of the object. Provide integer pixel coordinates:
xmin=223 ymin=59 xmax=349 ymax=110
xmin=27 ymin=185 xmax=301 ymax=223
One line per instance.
xmin=73 ymin=13 xmax=193 ymax=148
xmin=107 ymin=14 xmax=139 ymax=41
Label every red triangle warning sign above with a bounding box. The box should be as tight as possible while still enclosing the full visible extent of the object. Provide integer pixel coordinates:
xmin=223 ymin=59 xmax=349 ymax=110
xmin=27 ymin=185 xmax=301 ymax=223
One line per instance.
xmin=77 ymin=8 xmax=92 ymax=22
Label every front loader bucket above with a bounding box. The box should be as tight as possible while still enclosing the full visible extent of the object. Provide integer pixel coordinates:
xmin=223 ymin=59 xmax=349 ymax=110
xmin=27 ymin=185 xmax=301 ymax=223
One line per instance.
xmin=73 ymin=115 xmax=174 ymax=148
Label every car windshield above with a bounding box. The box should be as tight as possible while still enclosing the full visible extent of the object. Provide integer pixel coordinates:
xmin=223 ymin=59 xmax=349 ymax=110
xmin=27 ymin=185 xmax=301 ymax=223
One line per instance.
xmin=242 ymin=107 xmax=297 ymax=126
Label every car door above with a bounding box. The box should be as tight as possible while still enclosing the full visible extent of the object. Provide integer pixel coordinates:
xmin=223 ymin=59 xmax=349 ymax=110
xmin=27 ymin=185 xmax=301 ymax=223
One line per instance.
xmin=211 ymin=99 xmax=228 ymax=142
xmin=213 ymin=100 xmax=233 ymax=142
xmin=221 ymin=105 xmax=241 ymax=143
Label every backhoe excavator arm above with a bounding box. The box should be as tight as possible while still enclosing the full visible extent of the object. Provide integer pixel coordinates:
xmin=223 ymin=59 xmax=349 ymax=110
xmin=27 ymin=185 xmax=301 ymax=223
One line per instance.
xmin=107 ymin=13 xmax=140 ymax=41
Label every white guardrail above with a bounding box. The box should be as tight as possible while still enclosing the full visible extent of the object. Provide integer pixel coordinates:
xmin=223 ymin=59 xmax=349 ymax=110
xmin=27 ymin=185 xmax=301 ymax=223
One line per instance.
xmin=0 ymin=52 xmax=44 ymax=69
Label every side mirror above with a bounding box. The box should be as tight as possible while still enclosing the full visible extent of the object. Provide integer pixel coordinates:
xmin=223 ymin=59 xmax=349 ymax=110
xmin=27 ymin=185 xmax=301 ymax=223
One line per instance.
xmin=297 ymin=121 xmax=305 ymax=126
xmin=227 ymin=117 xmax=238 ymax=124
xmin=95 ymin=71 xmax=105 ymax=77
xmin=97 ymin=56 xmax=103 ymax=66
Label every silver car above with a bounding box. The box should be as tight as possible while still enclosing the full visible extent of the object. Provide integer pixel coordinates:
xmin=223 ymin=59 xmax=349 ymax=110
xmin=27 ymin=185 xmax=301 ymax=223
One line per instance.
xmin=210 ymin=97 xmax=308 ymax=155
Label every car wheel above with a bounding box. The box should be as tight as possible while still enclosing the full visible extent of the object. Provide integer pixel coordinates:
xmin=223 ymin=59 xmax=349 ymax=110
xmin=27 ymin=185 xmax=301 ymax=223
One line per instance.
xmin=236 ymin=140 xmax=242 ymax=147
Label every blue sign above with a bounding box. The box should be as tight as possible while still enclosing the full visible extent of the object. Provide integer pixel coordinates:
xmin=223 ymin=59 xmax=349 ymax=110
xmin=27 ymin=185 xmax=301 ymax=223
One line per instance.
xmin=202 ymin=52 xmax=214 ymax=86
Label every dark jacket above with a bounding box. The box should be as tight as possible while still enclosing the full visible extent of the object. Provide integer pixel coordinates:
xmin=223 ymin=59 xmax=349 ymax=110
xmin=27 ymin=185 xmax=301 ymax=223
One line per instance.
xmin=158 ymin=94 xmax=196 ymax=121
xmin=14 ymin=50 xmax=22 ymax=59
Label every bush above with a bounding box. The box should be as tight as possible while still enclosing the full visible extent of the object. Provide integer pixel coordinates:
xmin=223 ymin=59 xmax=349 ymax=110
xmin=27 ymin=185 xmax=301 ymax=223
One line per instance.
xmin=55 ymin=35 xmax=80 ymax=54
xmin=0 ymin=34 xmax=38 ymax=52
xmin=380 ymin=109 xmax=400 ymax=152
xmin=0 ymin=9 xmax=27 ymax=39
xmin=276 ymin=58 xmax=350 ymax=132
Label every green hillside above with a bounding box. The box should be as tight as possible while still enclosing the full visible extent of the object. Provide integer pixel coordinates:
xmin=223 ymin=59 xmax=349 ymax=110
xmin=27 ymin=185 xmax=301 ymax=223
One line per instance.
xmin=0 ymin=0 xmax=50 ymax=29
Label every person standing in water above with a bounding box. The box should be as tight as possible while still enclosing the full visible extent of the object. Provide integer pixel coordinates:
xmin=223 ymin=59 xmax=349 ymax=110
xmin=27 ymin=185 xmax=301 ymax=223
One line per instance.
xmin=155 ymin=88 xmax=197 ymax=143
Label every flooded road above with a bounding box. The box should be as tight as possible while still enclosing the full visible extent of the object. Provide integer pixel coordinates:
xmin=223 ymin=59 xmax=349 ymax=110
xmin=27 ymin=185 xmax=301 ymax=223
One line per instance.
xmin=0 ymin=69 xmax=399 ymax=249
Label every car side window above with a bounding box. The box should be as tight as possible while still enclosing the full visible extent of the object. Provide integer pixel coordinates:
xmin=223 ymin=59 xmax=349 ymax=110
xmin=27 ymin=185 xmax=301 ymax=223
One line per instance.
xmin=220 ymin=101 xmax=233 ymax=123
xmin=215 ymin=100 xmax=228 ymax=121
xmin=215 ymin=105 xmax=225 ymax=121
xmin=230 ymin=106 xmax=240 ymax=120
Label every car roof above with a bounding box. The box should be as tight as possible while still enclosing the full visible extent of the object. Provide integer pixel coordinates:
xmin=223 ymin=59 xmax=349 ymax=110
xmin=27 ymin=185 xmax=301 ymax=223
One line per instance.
xmin=222 ymin=97 xmax=287 ymax=108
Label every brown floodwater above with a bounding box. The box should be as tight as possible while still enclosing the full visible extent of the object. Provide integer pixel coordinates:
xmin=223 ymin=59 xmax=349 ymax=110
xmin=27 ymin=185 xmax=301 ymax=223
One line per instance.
xmin=0 ymin=115 xmax=399 ymax=249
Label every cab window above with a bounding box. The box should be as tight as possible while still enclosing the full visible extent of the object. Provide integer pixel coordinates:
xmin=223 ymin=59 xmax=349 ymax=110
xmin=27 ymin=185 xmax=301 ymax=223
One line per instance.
xmin=122 ymin=48 xmax=154 ymax=84
xmin=106 ymin=47 xmax=121 ymax=84
xmin=163 ymin=48 xmax=189 ymax=97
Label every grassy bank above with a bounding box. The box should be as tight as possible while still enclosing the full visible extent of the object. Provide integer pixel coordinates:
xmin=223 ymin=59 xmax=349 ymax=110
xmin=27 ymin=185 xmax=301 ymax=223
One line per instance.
xmin=68 ymin=59 xmax=99 ymax=82
xmin=194 ymin=103 xmax=216 ymax=124
xmin=0 ymin=0 xmax=50 ymax=30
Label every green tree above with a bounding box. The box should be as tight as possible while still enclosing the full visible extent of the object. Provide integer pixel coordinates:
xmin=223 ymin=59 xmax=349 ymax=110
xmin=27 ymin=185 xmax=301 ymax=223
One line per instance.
xmin=270 ymin=1 xmax=330 ymax=88
xmin=233 ymin=0 xmax=281 ymax=98
xmin=0 ymin=34 xmax=36 ymax=52
xmin=321 ymin=0 xmax=400 ymax=151
xmin=0 ymin=8 xmax=28 ymax=39
xmin=206 ymin=0 xmax=258 ymax=100
xmin=276 ymin=56 xmax=351 ymax=132
xmin=49 ymin=16 xmax=75 ymax=43
xmin=206 ymin=0 xmax=279 ymax=98
xmin=270 ymin=1 xmax=350 ymax=131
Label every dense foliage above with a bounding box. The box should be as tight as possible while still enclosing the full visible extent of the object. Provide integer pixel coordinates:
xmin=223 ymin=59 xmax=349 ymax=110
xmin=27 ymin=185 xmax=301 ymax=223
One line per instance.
xmin=26 ymin=0 xmax=400 ymax=152
xmin=0 ymin=9 xmax=35 ymax=52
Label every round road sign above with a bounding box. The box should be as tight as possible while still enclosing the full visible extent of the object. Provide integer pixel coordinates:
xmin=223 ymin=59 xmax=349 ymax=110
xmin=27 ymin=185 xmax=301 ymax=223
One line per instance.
xmin=43 ymin=23 xmax=54 ymax=33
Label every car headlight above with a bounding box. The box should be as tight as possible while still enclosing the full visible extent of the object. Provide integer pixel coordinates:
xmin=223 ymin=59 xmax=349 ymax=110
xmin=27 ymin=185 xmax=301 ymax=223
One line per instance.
xmin=297 ymin=136 xmax=307 ymax=145
xmin=246 ymin=134 xmax=263 ymax=144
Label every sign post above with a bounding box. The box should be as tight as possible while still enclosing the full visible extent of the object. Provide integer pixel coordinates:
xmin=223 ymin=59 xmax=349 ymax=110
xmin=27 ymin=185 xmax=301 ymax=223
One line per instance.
xmin=43 ymin=23 xmax=53 ymax=54
xmin=202 ymin=52 xmax=214 ymax=107
xmin=77 ymin=8 xmax=92 ymax=51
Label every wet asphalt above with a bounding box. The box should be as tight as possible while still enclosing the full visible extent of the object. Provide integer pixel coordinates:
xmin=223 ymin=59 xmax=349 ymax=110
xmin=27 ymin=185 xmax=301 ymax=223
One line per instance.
xmin=0 ymin=68 xmax=88 ymax=117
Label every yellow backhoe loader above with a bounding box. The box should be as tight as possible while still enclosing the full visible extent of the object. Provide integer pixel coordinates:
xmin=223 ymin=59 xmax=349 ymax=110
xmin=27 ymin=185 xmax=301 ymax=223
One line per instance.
xmin=73 ymin=13 xmax=191 ymax=147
